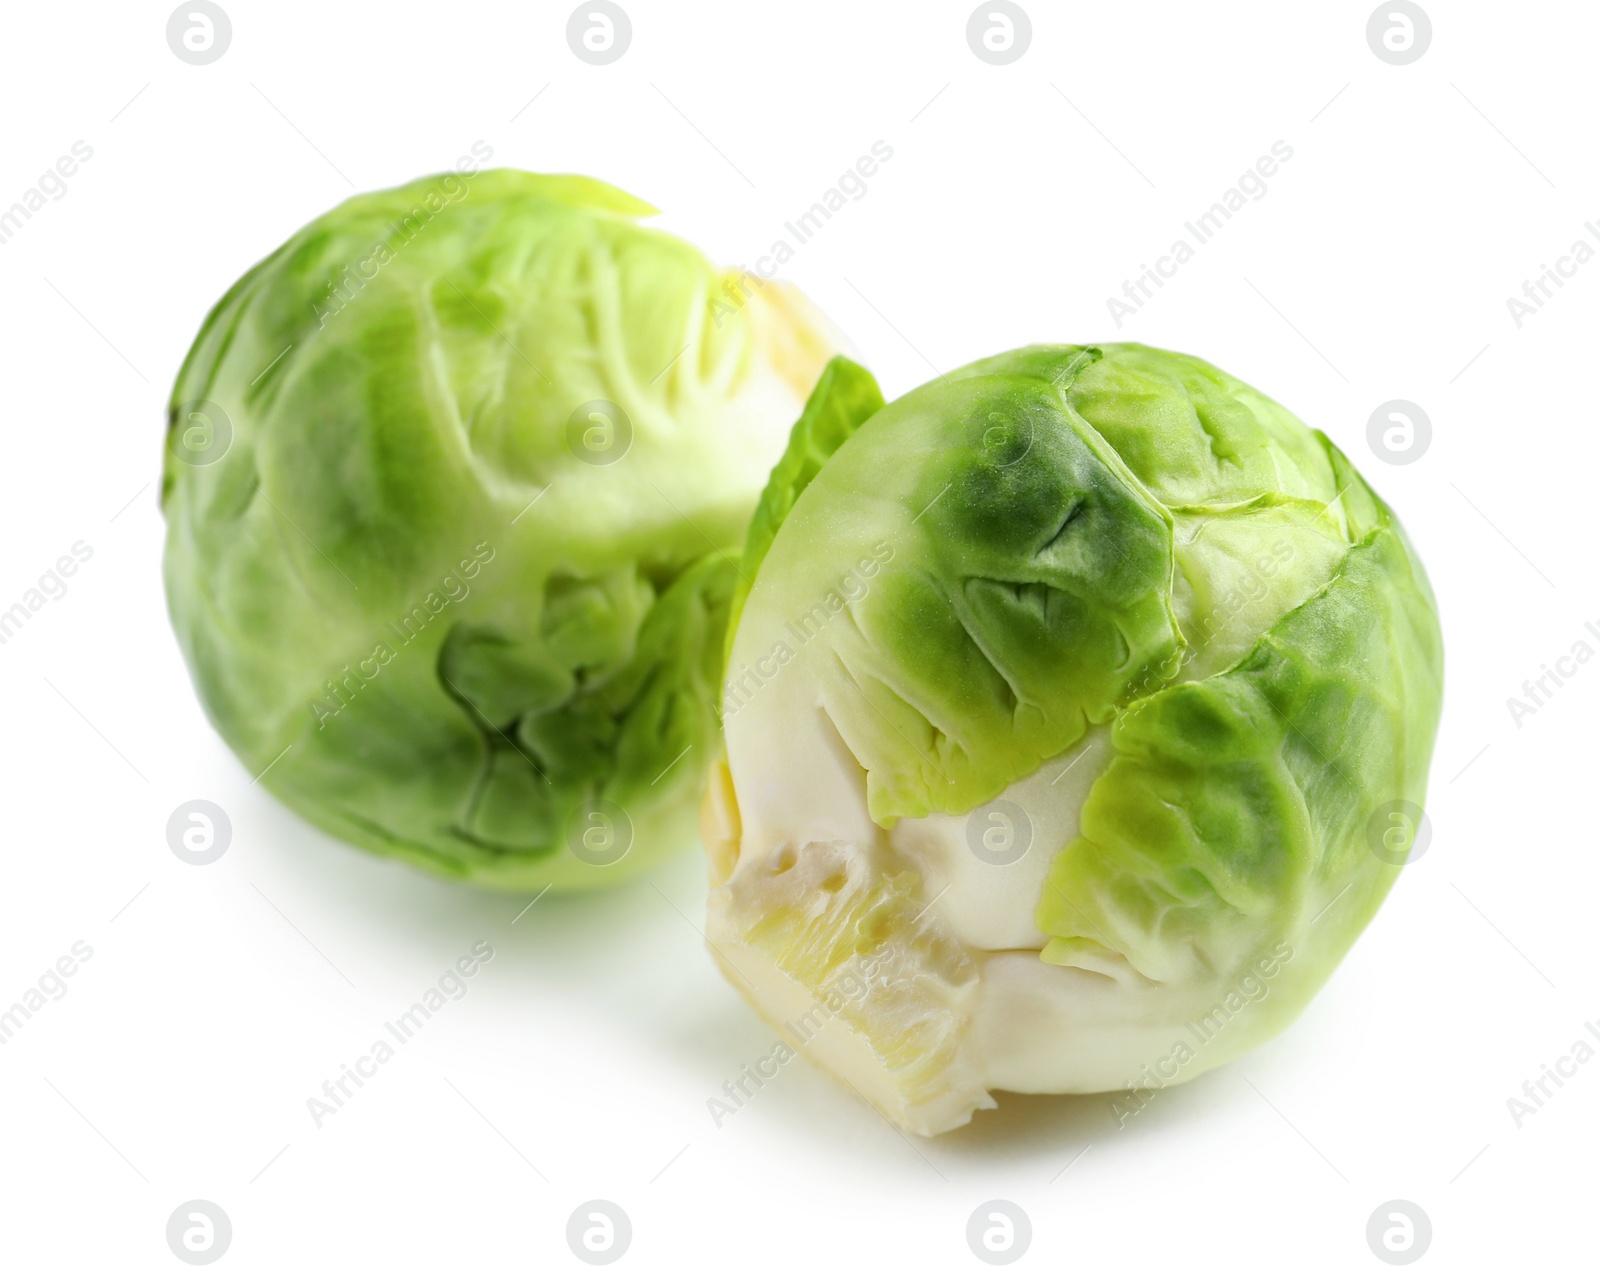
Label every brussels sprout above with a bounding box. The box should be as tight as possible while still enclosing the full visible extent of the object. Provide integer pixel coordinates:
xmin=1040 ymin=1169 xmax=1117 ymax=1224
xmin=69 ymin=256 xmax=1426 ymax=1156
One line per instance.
xmin=164 ymin=169 xmax=844 ymax=889
xmin=704 ymin=344 xmax=1443 ymax=1134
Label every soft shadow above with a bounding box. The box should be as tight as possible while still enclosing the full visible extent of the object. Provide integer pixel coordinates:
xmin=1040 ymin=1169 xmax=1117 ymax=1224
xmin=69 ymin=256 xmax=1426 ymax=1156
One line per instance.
xmin=935 ymin=1089 xmax=1127 ymax=1159
xmin=247 ymin=791 xmax=1239 ymax=1162
xmin=246 ymin=784 xmax=717 ymax=991
xmin=929 ymin=1072 xmax=1221 ymax=1164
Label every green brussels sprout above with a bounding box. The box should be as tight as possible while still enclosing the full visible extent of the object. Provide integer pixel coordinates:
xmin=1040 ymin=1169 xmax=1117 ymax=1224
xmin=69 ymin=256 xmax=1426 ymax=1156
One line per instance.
xmin=163 ymin=169 xmax=843 ymax=890
xmin=704 ymin=344 xmax=1443 ymax=1134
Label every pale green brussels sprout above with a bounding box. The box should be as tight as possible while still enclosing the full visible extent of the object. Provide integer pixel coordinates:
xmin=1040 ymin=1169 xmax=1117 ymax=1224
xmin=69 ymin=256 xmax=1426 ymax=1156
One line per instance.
xmin=164 ymin=169 xmax=843 ymax=889
xmin=704 ymin=345 xmax=1443 ymax=1134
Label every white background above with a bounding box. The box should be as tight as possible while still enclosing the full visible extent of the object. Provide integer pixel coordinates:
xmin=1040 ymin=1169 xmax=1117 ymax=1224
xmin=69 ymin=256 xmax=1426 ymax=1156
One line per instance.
xmin=1 ymin=1 xmax=1595 ymax=1262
